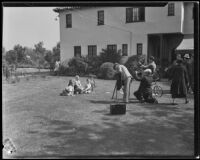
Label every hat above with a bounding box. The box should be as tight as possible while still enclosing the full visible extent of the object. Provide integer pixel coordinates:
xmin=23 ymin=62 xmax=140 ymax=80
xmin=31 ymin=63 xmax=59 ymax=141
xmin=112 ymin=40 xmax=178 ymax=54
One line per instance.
xmin=144 ymin=69 xmax=152 ymax=74
xmin=184 ymin=54 xmax=190 ymax=59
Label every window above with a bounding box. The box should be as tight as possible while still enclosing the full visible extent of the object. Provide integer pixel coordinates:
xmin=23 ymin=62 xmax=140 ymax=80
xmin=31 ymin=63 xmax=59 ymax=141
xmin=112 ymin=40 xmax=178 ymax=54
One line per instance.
xmin=98 ymin=10 xmax=104 ymax=25
xmin=88 ymin=45 xmax=97 ymax=57
xmin=107 ymin=45 xmax=117 ymax=52
xmin=126 ymin=7 xmax=145 ymax=23
xmin=126 ymin=8 xmax=133 ymax=23
xmin=74 ymin=46 xmax=81 ymax=57
xmin=168 ymin=3 xmax=175 ymax=16
xmin=122 ymin=44 xmax=128 ymax=56
xmin=66 ymin=14 xmax=72 ymax=28
xmin=137 ymin=43 xmax=142 ymax=55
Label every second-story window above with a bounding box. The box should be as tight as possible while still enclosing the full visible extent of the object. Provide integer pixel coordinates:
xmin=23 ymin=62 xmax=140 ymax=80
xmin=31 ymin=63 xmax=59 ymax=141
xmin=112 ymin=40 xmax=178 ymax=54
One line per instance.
xmin=98 ymin=10 xmax=104 ymax=25
xmin=168 ymin=3 xmax=175 ymax=16
xmin=126 ymin=7 xmax=145 ymax=23
xmin=74 ymin=46 xmax=81 ymax=57
xmin=126 ymin=8 xmax=133 ymax=23
xmin=66 ymin=14 xmax=72 ymax=28
xmin=122 ymin=44 xmax=128 ymax=56
xmin=88 ymin=45 xmax=97 ymax=57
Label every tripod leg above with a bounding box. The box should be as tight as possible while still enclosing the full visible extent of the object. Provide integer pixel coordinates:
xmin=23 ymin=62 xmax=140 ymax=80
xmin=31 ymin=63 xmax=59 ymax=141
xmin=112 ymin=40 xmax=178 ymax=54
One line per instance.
xmin=112 ymin=83 xmax=117 ymax=99
xmin=116 ymin=87 xmax=117 ymax=99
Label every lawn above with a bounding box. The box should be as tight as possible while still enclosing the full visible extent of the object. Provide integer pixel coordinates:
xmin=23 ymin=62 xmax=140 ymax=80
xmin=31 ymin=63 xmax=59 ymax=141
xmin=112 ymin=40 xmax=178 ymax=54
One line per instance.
xmin=2 ymin=76 xmax=194 ymax=158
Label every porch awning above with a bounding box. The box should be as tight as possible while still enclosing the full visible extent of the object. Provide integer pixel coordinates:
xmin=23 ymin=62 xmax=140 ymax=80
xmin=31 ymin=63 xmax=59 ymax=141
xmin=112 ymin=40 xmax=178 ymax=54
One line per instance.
xmin=176 ymin=38 xmax=194 ymax=50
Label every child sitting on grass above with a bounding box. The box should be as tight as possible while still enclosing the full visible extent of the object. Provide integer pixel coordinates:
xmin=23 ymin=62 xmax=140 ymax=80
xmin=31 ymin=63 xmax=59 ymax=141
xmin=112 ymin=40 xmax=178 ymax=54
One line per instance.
xmin=89 ymin=76 xmax=96 ymax=92
xmin=82 ymin=78 xmax=92 ymax=94
xmin=60 ymin=79 xmax=74 ymax=96
xmin=74 ymin=75 xmax=83 ymax=94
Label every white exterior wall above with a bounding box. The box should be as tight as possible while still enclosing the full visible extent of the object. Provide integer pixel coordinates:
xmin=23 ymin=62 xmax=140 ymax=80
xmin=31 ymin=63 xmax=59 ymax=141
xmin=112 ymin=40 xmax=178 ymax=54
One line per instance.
xmin=58 ymin=2 xmax=185 ymax=62
xmin=183 ymin=2 xmax=194 ymax=35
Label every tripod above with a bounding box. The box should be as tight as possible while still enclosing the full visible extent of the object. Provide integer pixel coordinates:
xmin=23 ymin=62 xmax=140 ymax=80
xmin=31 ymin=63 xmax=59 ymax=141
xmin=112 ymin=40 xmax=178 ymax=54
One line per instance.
xmin=111 ymin=78 xmax=134 ymax=100
xmin=111 ymin=82 xmax=118 ymax=99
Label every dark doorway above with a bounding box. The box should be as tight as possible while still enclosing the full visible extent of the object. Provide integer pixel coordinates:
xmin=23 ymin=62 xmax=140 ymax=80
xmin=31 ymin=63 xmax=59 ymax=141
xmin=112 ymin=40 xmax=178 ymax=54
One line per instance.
xmin=148 ymin=35 xmax=161 ymax=65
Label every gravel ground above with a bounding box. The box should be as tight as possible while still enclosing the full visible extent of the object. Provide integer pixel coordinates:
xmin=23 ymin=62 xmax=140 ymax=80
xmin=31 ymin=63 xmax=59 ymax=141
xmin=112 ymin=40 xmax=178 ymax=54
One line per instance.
xmin=2 ymin=76 xmax=194 ymax=158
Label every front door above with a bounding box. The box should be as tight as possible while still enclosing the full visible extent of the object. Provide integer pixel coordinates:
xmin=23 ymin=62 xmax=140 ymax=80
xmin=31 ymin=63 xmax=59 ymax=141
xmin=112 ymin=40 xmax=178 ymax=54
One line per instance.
xmin=148 ymin=35 xmax=161 ymax=65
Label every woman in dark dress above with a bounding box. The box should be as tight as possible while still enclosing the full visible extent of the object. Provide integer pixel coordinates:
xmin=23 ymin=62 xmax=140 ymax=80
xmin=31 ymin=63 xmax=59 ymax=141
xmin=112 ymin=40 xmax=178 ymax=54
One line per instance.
xmin=169 ymin=60 xmax=189 ymax=104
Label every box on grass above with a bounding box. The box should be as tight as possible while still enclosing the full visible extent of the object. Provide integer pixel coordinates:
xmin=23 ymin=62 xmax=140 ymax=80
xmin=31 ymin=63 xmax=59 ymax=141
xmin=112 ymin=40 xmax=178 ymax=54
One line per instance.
xmin=110 ymin=103 xmax=126 ymax=115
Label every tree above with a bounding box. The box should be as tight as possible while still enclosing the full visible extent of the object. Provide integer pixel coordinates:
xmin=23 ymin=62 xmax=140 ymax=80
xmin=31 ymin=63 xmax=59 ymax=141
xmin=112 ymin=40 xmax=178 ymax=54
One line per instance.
xmin=13 ymin=44 xmax=25 ymax=63
xmin=44 ymin=50 xmax=54 ymax=71
xmin=34 ymin=41 xmax=46 ymax=70
xmin=5 ymin=50 xmax=17 ymax=65
xmin=52 ymin=42 xmax=60 ymax=62
xmin=44 ymin=50 xmax=53 ymax=64
xmin=2 ymin=47 xmax=6 ymax=62
xmin=99 ymin=48 xmax=122 ymax=64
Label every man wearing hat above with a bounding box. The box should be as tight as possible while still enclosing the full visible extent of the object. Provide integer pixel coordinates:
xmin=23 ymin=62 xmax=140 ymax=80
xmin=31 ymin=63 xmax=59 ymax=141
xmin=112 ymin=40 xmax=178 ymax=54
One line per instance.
xmin=133 ymin=68 xmax=158 ymax=104
xmin=113 ymin=63 xmax=132 ymax=103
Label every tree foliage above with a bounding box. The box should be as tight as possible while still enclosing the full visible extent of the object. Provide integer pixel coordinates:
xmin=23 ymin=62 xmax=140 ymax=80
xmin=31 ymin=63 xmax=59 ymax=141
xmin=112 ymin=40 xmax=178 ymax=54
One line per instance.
xmin=99 ymin=48 xmax=122 ymax=64
xmin=52 ymin=42 xmax=60 ymax=62
xmin=13 ymin=44 xmax=26 ymax=63
xmin=5 ymin=50 xmax=17 ymax=65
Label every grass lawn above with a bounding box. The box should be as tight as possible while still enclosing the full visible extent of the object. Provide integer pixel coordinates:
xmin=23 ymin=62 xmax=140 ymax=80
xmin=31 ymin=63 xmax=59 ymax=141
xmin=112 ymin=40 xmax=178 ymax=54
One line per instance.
xmin=2 ymin=76 xmax=194 ymax=158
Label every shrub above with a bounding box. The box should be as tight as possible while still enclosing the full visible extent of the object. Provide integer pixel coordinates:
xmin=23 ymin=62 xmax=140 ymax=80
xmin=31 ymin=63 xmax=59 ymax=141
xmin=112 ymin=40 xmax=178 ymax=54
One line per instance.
xmin=119 ymin=56 xmax=129 ymax=65
xmin=99 ymin=48 xmax=122 ymax=64
xmin=68 ymin=57 xmax=88 ymax=75
xmin=85 ymin=56 xmax=102 ymax=75
xmin=124 ymin=54 xmax=146 ymax=76
xmin=99 ymin=62 xmax=116 ymax=80
xmin=57 ymin=65 xmax=67 ymax=76
xmin=57 ymin=59 xmax=68 ymax=75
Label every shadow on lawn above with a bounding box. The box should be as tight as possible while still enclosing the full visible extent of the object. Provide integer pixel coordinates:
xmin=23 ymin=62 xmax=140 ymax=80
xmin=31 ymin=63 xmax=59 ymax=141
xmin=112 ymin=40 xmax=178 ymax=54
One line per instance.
xmin=89 ymin=99 xmax=139 ymax=105
xmin=25 ymin=108 xmax=193 ymax=157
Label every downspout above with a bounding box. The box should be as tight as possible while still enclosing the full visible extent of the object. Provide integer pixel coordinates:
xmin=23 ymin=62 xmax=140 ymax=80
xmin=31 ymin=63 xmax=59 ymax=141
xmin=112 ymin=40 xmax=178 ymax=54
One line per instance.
xmin=181 ymin=2 xmax=185 ymax=34
xmin=130 ymin=32 xmax=133 ymax=56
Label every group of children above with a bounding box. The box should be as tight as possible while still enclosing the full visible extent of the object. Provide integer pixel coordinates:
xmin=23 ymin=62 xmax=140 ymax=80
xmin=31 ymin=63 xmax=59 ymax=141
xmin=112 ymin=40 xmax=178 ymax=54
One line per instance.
xmin=60 ymin=75 xmax=95 ymax=96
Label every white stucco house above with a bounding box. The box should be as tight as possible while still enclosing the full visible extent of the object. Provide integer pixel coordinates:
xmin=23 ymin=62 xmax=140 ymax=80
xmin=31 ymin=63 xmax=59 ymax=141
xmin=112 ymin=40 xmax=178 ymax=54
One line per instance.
xmin=53 ymin=2 xmax=194 ymax=68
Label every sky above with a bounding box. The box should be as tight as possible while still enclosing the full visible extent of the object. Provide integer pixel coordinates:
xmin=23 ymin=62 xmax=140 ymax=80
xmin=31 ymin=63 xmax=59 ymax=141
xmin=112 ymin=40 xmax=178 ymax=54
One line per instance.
xmin=3 ymin=7 xmax=60 ymax=51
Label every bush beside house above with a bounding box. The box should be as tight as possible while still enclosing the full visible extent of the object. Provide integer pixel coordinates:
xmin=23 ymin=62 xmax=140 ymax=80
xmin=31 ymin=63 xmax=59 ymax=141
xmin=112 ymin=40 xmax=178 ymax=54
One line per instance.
xmin=98 ymin=62 xmax=116 ymax=80
xmin=124 ymin=54 xmax=146 ymax=76
xmin=58 ymin=48 xmax=122 ymax=79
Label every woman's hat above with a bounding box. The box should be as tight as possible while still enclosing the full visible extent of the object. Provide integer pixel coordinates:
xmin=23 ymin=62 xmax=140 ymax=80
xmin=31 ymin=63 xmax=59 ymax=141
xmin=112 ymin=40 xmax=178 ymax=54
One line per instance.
xmin=184 ymin=54 xmax=190 ymax=59
xmin=144 ymin=69 xmax=152 ymax=74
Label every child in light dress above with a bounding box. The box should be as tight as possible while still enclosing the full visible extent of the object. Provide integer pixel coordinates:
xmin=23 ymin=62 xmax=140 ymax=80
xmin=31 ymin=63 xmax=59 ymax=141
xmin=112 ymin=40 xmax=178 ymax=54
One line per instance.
xmin=89 ymin=76 xmax=96 ymax=92
xmin=60 ymin=79 xmax=74 ymax=96
xmin=82 ymin=78 xmax=92 ymax=94
xmin=74 ymin=75 xmax=83 ymax=94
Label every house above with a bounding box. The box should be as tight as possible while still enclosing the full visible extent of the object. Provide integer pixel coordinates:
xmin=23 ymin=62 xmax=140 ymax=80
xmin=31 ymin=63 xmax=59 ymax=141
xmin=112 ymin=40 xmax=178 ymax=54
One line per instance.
xmin=53 ymin=2 xmax=194 ymax=69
